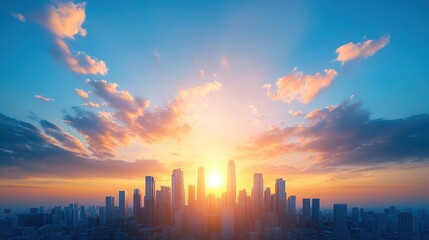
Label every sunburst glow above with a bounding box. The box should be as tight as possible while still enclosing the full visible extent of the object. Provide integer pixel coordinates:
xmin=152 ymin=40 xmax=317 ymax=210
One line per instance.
xmin=207 ymin=171 xmax=222 ymax=189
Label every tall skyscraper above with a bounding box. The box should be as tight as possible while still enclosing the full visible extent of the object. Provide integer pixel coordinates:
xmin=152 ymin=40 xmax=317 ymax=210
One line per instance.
xmin=226 ymin=160 xmax=236 ymax=208
xmin=302 ymin=198 xmax=311 ymax=227
xmin=311 ymin=198 xmax=320 ymax=227
xmin=252 ymin=173 xmax=263 ymax=221
xmin=333 ymin=204 xmax=348 ymax=240
xmin=105 ymin=196 xmax=115 ymax=226
xmin=275 ymin=178 xmax=286 ymax=224
xmin=156 ymin=186 xmax=171 ymax=226
xmin=263 ymin=187 xmax=271 ymax=213
xmin=133 ymin=189 xmax=141 ymax=222
xmin=352 ymin=207 xmax=359 ymax=227
xmin=188 ymin=185 xmax=196 ymax=209
xmin=119 ymin=191 xmax=128 ymax=219
xmin=197 ymin=167 xmax=206 ymax=209
xmin=399 ymin=212 xmax=412 ymax=240
xmin=172 ymin=169 xmax=185 ymax=210
xmin=145 ymin=176 xmax=156 ymax=226
xmin=288 ymin=195 xmax=297 ymax=227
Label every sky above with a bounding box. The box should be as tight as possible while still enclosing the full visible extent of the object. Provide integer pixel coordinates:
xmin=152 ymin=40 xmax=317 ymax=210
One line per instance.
xmin=1 ymin=0 xmax=428 ymax=209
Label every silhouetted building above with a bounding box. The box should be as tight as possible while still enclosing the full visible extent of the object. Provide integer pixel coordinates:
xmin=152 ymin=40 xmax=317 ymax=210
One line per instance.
xmin=119 ymin=190 xmax=128 ymax=219
xmin=197 ymin=167 xmax=206 ymax=209
xmin=133 ymin=188 xmax=141 ymax=222
xmin=275 ymin=178 xmax=286 ymax=225
xmin=144 ymin=176 xmax=156 ymax=226
xmin=334 ymin=203 xmax=348 ymax=240
xmin=312 ymin=198 xmax=320 ymax=228
xmin=156 ymin=186 xmax=171 ymax=226
xmin=288 ymin=195 xmax=297 ymax=227
xmin=264 ymin=187 xmax=271 ymax=213
xmin=105 ymin=196 xmax=115 ymax=226
xmin=302 ymin=198 xmax=311 ymax=227
xmin=172 ymin=168 xmax=185 ymax=233
xmin=352 ymin=207 xmax=359 ymax=227
xmin=252 ymin=173 xmax=264 ymax=221
xmin=399 ymin=212 xmax=412 ymax=240
xmin=226 ymin=160 xmax=236 ymax=208
xmin=188 ymin=184 xmax=196 ymax=209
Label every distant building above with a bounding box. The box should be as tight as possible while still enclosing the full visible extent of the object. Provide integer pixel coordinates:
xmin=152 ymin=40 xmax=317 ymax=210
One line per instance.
xmin=144 ymin=176 xmax=156 ymax=226
xmin=399 ymin=212 xmax=412 ymax=240
xmin=312 ymin=198 xmax=320 ymax=228
xmin=197 ymin=167 xmax=206 ymax=209
xmin=302 ymin=198 xmax=311 ymax=227
xmin=252 ymin=173 xmax=264 ymax=221
xmin=333 ymin=203 xmax=348 ymax=240
xmin=226 ymin=160 xmax=236 ymax=208
xmin=188 ymin=185 xmax=196 ymax=209
xmin=119 ymin=190 xmax=128 ymax=219
xmin=133 ymin=189 xmax=141 ymax=222
xmin=156 ymin=186 xmax=171 ymax=225
xmin=275 ymin=178 xmax=286 ymax=224
xmin=105 ymin=196 xmax=115 ymax=226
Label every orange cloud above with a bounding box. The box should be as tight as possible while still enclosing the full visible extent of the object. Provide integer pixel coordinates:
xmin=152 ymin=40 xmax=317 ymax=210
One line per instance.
xmin=75 ymin=88 xmax=89 ymax=99
xmin=288 ymin=110 xmax=304 ymax=117
xmin=336 ymin=35 xmax=390 ymax=64
xmin=264 ymin=69 xmax=337 ymax=104
xmin=82 ymin=101 xmax=99 ymax=108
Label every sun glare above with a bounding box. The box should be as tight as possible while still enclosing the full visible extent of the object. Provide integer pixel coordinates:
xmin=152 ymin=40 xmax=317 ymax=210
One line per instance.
xmin=207 ymin=172 xmax=222 ymax=189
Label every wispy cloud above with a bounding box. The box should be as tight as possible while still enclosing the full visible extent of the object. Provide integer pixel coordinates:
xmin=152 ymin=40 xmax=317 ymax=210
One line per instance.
xmin=264 ymin=69 xmax=337 ymax=104
xmin=11 ymin=12 xmax=25 ymax=22
xmin=288 ymin=110 xmax=304 ymax=117
xmin=336 ymin=35 xmax=390 ymax=64
xmin=34 ymin=95 xmax=54 ymax=102
xmin=75 ymin=88 xmax=89 ymax=99
xmin=236 ymin=100 xmax=429 ymax=167
xmin=36 ymin=1 xmax=108 ymax=75
xmin=153 ymin=50 xmax=162 ymax=63
xmin=82 ymin=101 xmax=99 ymax=108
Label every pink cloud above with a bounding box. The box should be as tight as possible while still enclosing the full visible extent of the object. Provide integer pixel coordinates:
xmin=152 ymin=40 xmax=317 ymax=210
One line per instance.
xmin=265 ymin=69 xmax=338 ymax=104
xmin=82 ymin=101 xmax=99 ymax=108
xmin=75 ymin=88 xmax=89 ymax=99
xmin=288 ymin=110 xmax=304 ymax=117
xmin=34 ymin=95 xmax=54 ymax=102
xmin=336 ymin=35 xmax=390 ymax=64
xmin=11 ymin=12 xmax=25 ymax=22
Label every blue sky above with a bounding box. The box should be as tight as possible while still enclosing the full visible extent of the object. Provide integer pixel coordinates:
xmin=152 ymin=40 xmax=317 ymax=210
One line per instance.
xmin=0 ymin=0 xmax=428 ymax=207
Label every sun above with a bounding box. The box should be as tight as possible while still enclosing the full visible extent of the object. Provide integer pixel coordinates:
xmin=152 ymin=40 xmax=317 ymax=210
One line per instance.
xmin=207 ymin=171 xmax=222 ymax=189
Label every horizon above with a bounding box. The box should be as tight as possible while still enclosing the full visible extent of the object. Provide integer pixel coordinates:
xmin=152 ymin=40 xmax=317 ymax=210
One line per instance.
xmin=1 ymin=0 xmax=429 ymax=213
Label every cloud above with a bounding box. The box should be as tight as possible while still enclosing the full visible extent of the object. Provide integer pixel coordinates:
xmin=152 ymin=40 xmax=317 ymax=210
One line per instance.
xmin=32 ymin=1 xmax=108 ymax=75
xmin=55 ymin=39 xmax=108 ymax=75
xmin=0 ymin=113 xmax=167 ymax=179
xmin=11 ymin=12 xmax=25 ymax=22
xmin=236 ymin=100 xmax=429 ymax=167
xmin=336 ymin=35 xmax=390 ymax=64
xmin=75 ymin=88 xmax=89 ymax=99
xmin=199 ymin=69 xmax=205 ymax=79
xmin=264 ymin=69 xmax=337 ymax=104
xmin=153 ymin=50 xmax=162 ymax=63
xmin=34 ymin=95 xmax=54 ymax=102
xmin=179 ymin=80 xmax=222 ymax=99
xmin=288 ymin=110 xmax=304 ymax=117
xmin=82 ymin=101 xmax=99 ymax=108
xmin=63 ymin=107 xmax=133 ymax=159
xmin=39 ymin=119 xmax=88 ymax=155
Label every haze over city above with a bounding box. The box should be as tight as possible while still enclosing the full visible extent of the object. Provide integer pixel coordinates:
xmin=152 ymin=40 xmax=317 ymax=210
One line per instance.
xmin=1 ymin=0 xmax=429 ymax=211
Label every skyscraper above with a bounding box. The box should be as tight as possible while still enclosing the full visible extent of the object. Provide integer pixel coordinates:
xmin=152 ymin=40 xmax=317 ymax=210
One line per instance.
xmin=252 ymin=173 xmax=263 ymax=221
xmin=399 ymin=212 xmax=412 ymax=240
xmin=197 ymin=167 xmax=206 ymax=209
xmin=133 ymin=189 xmax=141 ymax=222
xmin=119 ymin=191 xmax=128 ymax=219
xmin=105 ymin=196 xmax=115 ymax=226
xmin=263 ymin=187 xmax=271 ymax=213
xmin=156 ymin=186 xmax=171 ymax=225
xmin=226 ymin=160 xmax=236 ymax=208
xmin=145 ymin=176 xmax=156 ymax=226
xmin=311 ymin=198 xmax=320 ymax=228
xmin=302 ymin=198 xmax=311 ymax=227
xmin=333 ymin=203 xmax=348 ymax=240
xmin=172 ymin=169 xmax=185 ymax=210
xmin=275 ymin=178 xmax=286 ymax=224
xmin=188 ymin=185 xmax=196 ymax=209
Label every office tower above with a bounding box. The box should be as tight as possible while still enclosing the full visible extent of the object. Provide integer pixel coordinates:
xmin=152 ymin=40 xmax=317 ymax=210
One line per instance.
xmin=288 ymin=195 xmax=297 ymax=227
xmin=145 ymin=176 xmax=156 ymax=226
xmin=226 ymin=160 xmax=236 ymax=208
xmin=156 ymin=186 xmax=171 ymax=225
xmin=197 ymin=167 xmax=206 ymax=209
xmin=275 ymin=178 xmax=286 ymax=224
xmin=352 ymin=207 xmax=359 ymax=227
xmin=237 ymin=189 xmax=250 ymax=233
xmin=119 ymin=191 xmax=128 ymax=219
xmin=133 ymin=189 xmax=142 ymax=222
xmin=333 ymin=204 xmax=348 ymax=240
xmin=264 ymin=187 xmax=271 ymax=213
xmin=106 ymin=196 xmax=115 ymax=226
xmin=72 ymin=203 xmax=80 ymax=226
xmin=252 ymin=173 xmax=264 ymax=221
xmin=312 ymin=198 xmax=320 ymax=228
xmin=302 ymin=198 xmax=311 ymax=227
xmin=197 ymin=167 xmax=206 ymax=208
xmin=221 ymin=208 xmax=235 ymax=240
xmin=172 ymin=169 xmax=185 ymax=210
xmin=188 ymin=185 xmax=196 ymax=209
xmin=399 ymin=212 xmax=412 ymax=240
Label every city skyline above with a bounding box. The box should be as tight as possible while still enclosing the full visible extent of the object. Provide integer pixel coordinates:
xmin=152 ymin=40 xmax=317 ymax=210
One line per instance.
xmin=1 ymin=0 xmax=429 ymax=212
